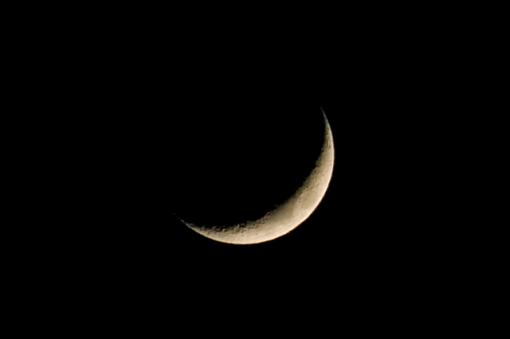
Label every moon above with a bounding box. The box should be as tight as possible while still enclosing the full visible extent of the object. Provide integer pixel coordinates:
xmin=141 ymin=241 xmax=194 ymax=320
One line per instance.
xmin=179 ymin=111 xmax=335 ymax=245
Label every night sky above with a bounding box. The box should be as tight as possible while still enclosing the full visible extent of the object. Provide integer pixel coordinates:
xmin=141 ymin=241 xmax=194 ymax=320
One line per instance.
xmin=53 ymin=35 xmax=437 ymax=309
xmin=15 ymin=9 xmax=466 ymax=329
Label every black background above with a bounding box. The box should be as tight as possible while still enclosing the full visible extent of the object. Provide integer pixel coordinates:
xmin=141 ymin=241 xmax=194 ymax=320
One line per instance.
xmin=8 ymin=5 xmax=478 ymax=330
xmin=57 ymin=38 xmax=437 ymax=303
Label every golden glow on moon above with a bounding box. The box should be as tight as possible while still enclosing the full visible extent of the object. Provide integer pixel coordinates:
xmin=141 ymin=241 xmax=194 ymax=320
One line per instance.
xmin=181 ymin=112 xmax=335 ymax=245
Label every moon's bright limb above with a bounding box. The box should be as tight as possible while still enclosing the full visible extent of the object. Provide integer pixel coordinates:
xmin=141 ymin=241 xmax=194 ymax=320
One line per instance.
xmin=180 ymin=111 xmax=335 ymax=245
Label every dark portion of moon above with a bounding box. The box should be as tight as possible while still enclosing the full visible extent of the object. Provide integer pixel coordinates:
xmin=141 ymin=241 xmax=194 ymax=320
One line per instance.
xmin=173 ymin=100 xmax=327 ymax=229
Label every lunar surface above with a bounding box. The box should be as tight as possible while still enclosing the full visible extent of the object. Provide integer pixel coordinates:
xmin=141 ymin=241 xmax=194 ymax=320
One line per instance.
xmin=180 ymin=111 xmax=335 ymax=245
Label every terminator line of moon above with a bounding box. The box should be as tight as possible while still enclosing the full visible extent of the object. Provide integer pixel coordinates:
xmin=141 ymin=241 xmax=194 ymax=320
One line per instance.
xmin=179 ymin=111 xmax=335 ymax=245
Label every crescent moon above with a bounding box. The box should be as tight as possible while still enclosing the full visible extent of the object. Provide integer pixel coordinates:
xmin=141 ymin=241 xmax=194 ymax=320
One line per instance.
xmin=180 ymin=111 xmax=335 ymax=245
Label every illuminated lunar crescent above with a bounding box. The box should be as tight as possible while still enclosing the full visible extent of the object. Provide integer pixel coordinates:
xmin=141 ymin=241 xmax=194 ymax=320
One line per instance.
xmin=180 ymin=111 xmax=335 ymax=245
